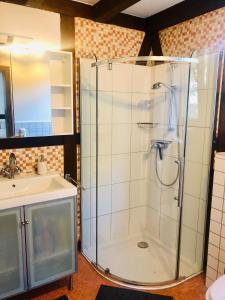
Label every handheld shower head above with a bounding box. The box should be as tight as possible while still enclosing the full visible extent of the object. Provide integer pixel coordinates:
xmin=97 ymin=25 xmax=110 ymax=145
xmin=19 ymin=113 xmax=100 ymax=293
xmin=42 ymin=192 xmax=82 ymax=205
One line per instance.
xmin=152 ymin=82 xmax=174 ymax=92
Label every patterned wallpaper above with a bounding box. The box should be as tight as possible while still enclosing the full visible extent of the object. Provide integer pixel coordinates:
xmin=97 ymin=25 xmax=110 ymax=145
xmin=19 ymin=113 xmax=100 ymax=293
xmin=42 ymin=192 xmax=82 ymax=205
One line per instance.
xmin=160 ymin=7 xmax=225 ymax=57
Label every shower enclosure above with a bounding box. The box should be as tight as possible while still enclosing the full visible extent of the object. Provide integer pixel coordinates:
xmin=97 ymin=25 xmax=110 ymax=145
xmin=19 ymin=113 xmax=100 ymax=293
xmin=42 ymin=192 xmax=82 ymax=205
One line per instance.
xmin=80 ymin=50 xmax=221 ymax=287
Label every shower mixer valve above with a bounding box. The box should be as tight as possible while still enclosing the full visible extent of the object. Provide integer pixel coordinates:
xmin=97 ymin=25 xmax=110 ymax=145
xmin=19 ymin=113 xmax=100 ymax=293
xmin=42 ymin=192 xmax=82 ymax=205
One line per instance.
xmin=151 ymin=140 xmax=172 ymax=160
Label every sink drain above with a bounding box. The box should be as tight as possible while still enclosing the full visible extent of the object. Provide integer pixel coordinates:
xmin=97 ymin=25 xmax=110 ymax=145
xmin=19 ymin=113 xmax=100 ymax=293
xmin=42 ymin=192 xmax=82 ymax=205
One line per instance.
xmin=137 ymin=241 xmax=149 ymax=249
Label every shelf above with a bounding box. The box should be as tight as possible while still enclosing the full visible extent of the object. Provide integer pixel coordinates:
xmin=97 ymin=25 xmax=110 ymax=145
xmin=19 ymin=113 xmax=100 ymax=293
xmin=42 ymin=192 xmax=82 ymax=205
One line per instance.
xmin=51 ymin=84 xmax=71 ymax=88
xmin=34 ymin=249 xmax=71 ymax=265
xmin=51 ymin=107 xmax=72 ymax=110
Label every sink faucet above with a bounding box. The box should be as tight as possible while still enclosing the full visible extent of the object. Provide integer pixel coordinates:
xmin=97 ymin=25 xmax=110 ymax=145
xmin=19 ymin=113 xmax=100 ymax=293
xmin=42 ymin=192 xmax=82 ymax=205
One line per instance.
xmin=0 ymin=153 xmax=22 ymax=179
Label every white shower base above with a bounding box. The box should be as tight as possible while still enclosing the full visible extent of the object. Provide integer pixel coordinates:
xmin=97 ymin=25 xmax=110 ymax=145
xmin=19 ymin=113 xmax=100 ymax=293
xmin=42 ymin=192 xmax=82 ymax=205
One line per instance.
xmin=83 ymin=235 xmax=199 ymax=284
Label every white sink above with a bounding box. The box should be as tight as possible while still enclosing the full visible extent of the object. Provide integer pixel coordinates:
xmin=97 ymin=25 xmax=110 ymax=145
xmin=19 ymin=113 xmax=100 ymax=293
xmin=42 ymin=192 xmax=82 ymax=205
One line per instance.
xmin=0 ymin=173 xmax=77 ymax=210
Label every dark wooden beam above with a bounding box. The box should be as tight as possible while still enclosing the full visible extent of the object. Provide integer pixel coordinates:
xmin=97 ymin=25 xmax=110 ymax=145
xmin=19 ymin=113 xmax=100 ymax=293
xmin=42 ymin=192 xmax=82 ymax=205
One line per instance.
xmin=137 ymin=31 xmax=162 ymax=65
xmin=60 ymin=14 xmax=77 ymax=180
xmin=107 ymin=13 xmax=145 ymax=31
xmin=0 ymin=0 xmax=93 ymax=18
xmin=147 ymin=0 xmax=225 ymax=32
xmin=0 ymin=134 xmax=80 ymax=149
xmin=26 ymin=0 xmax=45 ymax=7
xmin=93 ymin=0 xmax=141 ymax=22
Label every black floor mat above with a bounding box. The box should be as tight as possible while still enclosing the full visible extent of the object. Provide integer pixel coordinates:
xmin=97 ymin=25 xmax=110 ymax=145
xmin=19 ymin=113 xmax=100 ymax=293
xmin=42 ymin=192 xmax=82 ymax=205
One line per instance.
xmin=96 ymin=285 xmax=173 ymax=300
xmin=55 ymin=296 xmax=69 ymax=300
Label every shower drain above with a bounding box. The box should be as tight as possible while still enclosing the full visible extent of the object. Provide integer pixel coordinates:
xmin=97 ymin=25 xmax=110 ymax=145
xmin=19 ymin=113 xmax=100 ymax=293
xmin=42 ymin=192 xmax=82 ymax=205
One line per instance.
xmin=137 ymin=241 xmax=149 ymax=249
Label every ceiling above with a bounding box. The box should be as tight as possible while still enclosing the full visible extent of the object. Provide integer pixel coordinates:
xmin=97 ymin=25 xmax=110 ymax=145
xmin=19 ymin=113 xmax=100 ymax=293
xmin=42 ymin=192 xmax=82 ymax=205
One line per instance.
xmin=73 ymin=0 xmax=184 ymax=18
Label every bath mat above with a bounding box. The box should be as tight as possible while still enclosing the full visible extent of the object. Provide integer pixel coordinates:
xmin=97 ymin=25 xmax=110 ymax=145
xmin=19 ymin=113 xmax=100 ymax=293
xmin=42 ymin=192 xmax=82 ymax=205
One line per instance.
xmin=95 ymin=285 xmax=173 ymax=300
xmin=55 ymin=296 xmax=69 ymax=300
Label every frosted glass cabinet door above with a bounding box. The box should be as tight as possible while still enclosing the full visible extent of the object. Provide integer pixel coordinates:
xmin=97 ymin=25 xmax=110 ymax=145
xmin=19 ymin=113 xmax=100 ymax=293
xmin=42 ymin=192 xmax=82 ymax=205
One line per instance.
xmin=0 ymin=208 xmax=26 ymax=299
xmin=25 ymin=198 xmax=76 ymax=288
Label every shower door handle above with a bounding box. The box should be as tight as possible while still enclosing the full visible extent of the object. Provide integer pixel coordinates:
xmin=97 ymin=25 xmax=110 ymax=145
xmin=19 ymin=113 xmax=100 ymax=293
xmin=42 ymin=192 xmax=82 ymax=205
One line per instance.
xmin=175 ymin=158 xmax=184 ymax=208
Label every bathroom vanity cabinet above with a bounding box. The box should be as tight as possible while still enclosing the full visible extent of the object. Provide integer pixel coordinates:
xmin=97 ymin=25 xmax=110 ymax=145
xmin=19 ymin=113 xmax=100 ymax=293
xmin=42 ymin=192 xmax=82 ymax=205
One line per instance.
xmin=0 ymin=197 xmax=76 ymax=299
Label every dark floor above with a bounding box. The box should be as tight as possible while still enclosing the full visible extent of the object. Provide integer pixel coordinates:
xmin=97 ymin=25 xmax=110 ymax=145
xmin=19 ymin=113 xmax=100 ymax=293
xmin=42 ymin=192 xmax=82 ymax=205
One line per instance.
xmin=11 ymin=253 xmax=207 ymax=300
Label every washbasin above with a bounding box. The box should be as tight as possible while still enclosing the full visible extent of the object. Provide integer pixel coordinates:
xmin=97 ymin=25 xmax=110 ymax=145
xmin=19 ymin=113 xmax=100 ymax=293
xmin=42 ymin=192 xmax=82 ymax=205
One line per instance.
xmin=0 ymin=173 xmax=77 ymax=210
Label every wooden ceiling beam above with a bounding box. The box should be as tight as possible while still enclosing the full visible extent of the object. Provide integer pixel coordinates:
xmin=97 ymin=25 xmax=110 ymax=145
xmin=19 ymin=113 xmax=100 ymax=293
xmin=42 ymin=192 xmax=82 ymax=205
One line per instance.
xmin=146 ymin=0 xmax=225 ymax=32
xmin=93 ymin=0 xmax=141 ymax=22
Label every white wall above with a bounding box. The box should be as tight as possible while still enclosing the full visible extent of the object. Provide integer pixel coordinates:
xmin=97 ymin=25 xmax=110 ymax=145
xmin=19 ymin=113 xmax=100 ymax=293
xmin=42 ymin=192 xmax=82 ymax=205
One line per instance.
xmin=0 ymin=2 xmax=60 ymax=49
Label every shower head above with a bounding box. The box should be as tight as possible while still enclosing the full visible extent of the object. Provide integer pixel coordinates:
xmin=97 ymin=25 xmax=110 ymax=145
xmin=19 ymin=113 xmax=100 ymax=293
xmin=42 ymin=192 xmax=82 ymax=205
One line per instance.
xmin=152 ymin=82 xmax=174 ymax=91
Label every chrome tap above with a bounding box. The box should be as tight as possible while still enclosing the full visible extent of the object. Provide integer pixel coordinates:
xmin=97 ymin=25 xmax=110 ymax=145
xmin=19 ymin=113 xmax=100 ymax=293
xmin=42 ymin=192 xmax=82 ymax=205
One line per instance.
xmin=0 ymin=153 xmax=22 ymax=179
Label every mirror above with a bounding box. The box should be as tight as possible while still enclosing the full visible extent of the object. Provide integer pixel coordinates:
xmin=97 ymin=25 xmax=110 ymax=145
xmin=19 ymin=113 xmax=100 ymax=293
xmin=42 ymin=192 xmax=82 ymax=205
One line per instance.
xmin=0 ymin=46 xmax=73 ymax=138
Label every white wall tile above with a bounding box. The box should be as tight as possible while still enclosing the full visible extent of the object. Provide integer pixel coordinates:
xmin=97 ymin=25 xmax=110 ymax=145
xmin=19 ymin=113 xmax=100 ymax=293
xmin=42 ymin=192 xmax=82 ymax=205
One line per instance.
xmin=97 ymin=214 xmax=111 ymax=246
xmin=112 ymin=182 xmax=130 ymax=212
xmin=98 ymin=65 xmax=113 ymax=92
xmin=91 ymin=156 xmax=111 ymax=187
xmin=91 ymin=185 xmax=111 ymax=217
xmin=130 ymin=179 xmax=148 ymax=208
xmin=91 ymin=124 xmax=112 ymax=156
xmin=81 ymin=90 xmax=91 ymax=124
xmin=112 ymin=124 xmax=131 ymax=154
xmin=113 ymin=63 xmax=132 ymax=92
xmin=82 ymin=219 xmax=91 ymax=250
xmin=82 ymin=157 xmax=91 ymax=189
xmin=184 ymin=161 xmax=202 ymax=198
xmin=98 ymin=91 xmax=113 ymax=124
xmin=81 ymin=124 xmax=91 ymax=157
xmin=160 ymin=215 xmax=178 ymax=249
xmin=181 ymin=226 xmax=197 ymax=263
xmin=198 ymin=200 xmax=207 ymax=234
xmin=129 ymin=206 xmax=147 ymax=236
xmin=131 ymin=152 xmax=147 ymax=180
xmin=81 ymin=189 xmax=91 ymax=220
xmin=112 ymin=154 xmax=130 ymax=184
xmin=214 ymin=158 xmax=225 ymax=173
xmin=208 ymin=243 xmax=219 ymax=259
xmin=132 ymin=64 xmax=150 ymax=93
xmin=113 ymin=92 xmax=132 ymax=124
xmin=187 ymin=89 xmax=208 ymax=127
xmin=213 ymin=184 xmax=224 ymax=198
xmin=131 ymin=124 xmax=150 ymax=153
xmin=182 ymin=194 xmax=199 ymax=231
xmin=214 ymin=171 xmax=225 ymax=186
xmin=148 ymin=180 xmax=161 ymax=211
xmin=131 ymin=93 xmax=153 ymax=124
xmin=161 ymin=188 xmax=179 ymax=220
xmin=186 ymin=127 xmax=205 ymax=163
xmin=111 ymin=210 xmax=129 ymax=240
xmin=207 ymin=266 xmax=217 ymax=281
xmin=210 ymin=220 xmax=222 ymax=236
xmin=210 ymin=208 xmax=222 ymax=223
xmin=207 ymin=255 xmax=219 ymax=270
xmin=212 ymin=196 xmax=224 ymax=211
xmin=209 ymin=232 xmax=220 ymax=247
xmin=146 ymin=207 xmax=160 ymax=239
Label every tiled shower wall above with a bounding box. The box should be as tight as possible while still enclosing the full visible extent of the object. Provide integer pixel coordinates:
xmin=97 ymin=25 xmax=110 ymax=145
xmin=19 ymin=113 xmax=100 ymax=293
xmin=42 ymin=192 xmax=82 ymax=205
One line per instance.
xmin=206 ymin=153 xmax=225 ymax=287
xmin=80 ymin=51 xmax=218 ymax=276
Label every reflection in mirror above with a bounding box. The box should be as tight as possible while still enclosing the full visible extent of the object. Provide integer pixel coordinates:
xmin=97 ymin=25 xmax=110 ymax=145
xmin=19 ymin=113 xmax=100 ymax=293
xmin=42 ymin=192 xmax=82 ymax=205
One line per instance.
xmin=11 ymin=52 xmax=52 ymax=137
xmin=0 ymin=46 xmax=73 ymax=138
xmin=0 ymin=48 xmax=13 ymax=137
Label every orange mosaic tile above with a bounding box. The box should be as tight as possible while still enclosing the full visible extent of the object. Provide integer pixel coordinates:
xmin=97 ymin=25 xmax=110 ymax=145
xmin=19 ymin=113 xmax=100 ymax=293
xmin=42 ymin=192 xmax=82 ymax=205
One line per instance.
xmin=0 ymin=146 xmax=64 ymax=177
xmin=160 ymin=7 xmax=225 ymax=57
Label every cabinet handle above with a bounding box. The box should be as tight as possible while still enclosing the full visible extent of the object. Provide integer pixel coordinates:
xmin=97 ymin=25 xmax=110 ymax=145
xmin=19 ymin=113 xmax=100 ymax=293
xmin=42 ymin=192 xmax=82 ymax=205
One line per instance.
xmin=25 ymin=220 xmax=29 ymax=225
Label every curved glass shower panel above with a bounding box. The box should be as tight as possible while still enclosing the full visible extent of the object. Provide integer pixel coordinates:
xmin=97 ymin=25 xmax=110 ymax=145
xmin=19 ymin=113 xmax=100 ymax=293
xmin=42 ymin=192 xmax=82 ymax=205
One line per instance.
xmin=179 ymin=49 xmax=221 ymax=278
xmin=95 ymin=58 xmax=191 ymax=284
xmin=80 ymin=58 xmax=97 ymax=264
